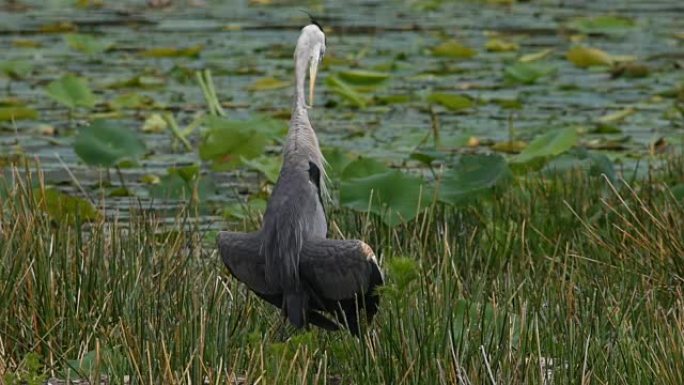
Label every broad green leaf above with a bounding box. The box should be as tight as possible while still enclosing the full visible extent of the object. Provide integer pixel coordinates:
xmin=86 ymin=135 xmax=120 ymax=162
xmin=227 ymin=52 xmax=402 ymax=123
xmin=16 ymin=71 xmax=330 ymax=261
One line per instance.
xmin=0 ymin=60 xmax=32 ymax=80
xmin=597 ymin=107 xmax=636 ymax=124
xmin=140 ymin=45 xmax=203 ymax=58
xmin=107 ymin=75 xmax=166 ymax=89
xmin=0 ymin=106 xmax=38 ymax=121
xmin=438 ymin=154 xmax=512 ymax=206
xmin=223 ymin=198 xmax=267 ymax=220
xmin=242 ymin=155 xmax=282 ymax=183
xmin=74 ymin=120 xmax=146 ymax=167
xmin=566 ymin=46 xmax=613 ymax=68
xmin=409 ymin=149 xmax=447 ymax=167
xmin=247 ymin=77 xmax=289 ymax=91
xmin=141 ymin=113 xmax=168 ymax=133
xmin=427 ymin=93 xmax=474 ymax=112
xmin=322 ymin=147 xmax=355 ymax=179
xmin=568 ymin=15 xmax=635 ymax=35
xmin=341 ymin=157 xmax=390 ymax=180
xmin=36 ymin=188 xmax=100 ymax=222
xmin=542 ymin=148 xmax=615 ymax=181
xmin=148 ymin=166 xmax=215 ymax=201
xmin=64 ymin=34 xmax=112 ymax=55
xmin=109 ymin=93 xmax=156 ymax=110
xmin=671 ymin=183 xmax=684 ymax=202
xmin=198 ymin=116 xmax=271 ymax=171
xmin=485 ymin=38 xmax=519 ymax=52
xmin=325 ymin=75 xmax=368 ymax=108
xmin=340 ymin=170 xmax=432 ymax=227
xmin=512 ymin=127 xmax=578 ymax=163
xmin=431 ymin=40 xmax=476 ymax=59
xmin=504 ymin=62 xmax=556 ymax=84
xmin=46 ymin=74 xmax=99 ymax=109
xmin=337 ymin=70 xmax=390 ymax=86
xmin=518 ymin=48 xmax=553 ymax=63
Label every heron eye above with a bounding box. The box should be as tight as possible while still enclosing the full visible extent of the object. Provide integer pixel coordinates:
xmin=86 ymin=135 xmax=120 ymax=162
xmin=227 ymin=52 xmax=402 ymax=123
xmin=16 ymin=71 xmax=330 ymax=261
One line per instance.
xmin=308 ymin=161 xmax=321 ymax=190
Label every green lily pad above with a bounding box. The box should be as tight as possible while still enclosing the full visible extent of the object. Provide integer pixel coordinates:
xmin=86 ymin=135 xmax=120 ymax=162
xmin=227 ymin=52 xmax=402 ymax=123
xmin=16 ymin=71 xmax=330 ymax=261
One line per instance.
xmin=325 ymin=75 xmax=368 ymax=108
xmin=341 ymin=157 xmax=390 ymax=180
xmin=140 ymin=45 xmax=203 ymax=58
xmin=431 ymin=40 xmax=476 ymax=59
xmin=46 ymin=74 xmax=99 ymax=109
xmin=568 ymin=15 xmax=635 ymax=35
xmin=0 ymin=60 xmax=32 ymax=80
xmin=0 ymin=106 xmax=39 ymax=121
xmin=64 ymin=34 xmax=112 ymax=55
xmin=322 ymin=147 xmax=355 ymax=179
xmin=148 ymin=165 xmax=215 ymax=201
xmin=512 ymin=127 xmax=578 ymax=164
xmin=485 ymin=38 xmax=519 ymax=52
xmin=36 ymin=188 xmax=100 ymax=223
xmin=427 ymin=93 xmax=475 ymax=112
xmin=337 ymin=70 xmax=390 ymax=86
xmin=566 ymin=46 xmax=613 ymax=68
xmin=504 ymin=62 xmax=556 ymax=85
xmin=107 ymin=75 xmax=166 ymax=90
xmin=74 ymin=120 xmax=146 ymax=167
xmin=438 ymin=154 xmax=512 ymax=206
xmin=198 ymin=116 xmax=271 ymax=171
xmin=340 ymin=170 xmax=432 ymax=227
xmin=542 ymin=148 xmax=615 ymax=182
xmin=246 ymin=77 xmax=289 ymax=91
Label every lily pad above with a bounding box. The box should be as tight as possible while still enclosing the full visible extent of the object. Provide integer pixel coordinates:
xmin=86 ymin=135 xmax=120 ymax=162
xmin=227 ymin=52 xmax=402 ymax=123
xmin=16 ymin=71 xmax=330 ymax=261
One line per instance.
xmin=438 ymin=154 xmax=512 ymax=206
xmin=337 ymin=70 xmax=390 ymax=86
xmin=431 ymin=40 xmax=476 ymax=59
xmin=341 ymin=157 xmax=390 ymax=180
xmin=512 ymin=127 xmax=578 ymax=164
xmin=246 ymin=77 xmax=289 ymax=91
xmin=340 ymin=170 xmax=432 ymax=227
xmin=140 ymin=45 xmax=203 ymax=58
xmin=322 ymin=147 xmax=355 ymax=179
xmin=0 ymin=106 xmax=39 ymax=121
xmin=198 ymin=116 xmax=271 ymax=171
xmin=148 ymin=165 xmax=215 ymax=201
xmin=566 ymin=46 xmax=613 ymax=68
xmin=64 ymin=34 xmax=112 ymax=55
xmin=542 ymin=148 xmax=615 ymax=182
xmin=36 ymin=188 xmax=100 ymax=223
xmin=73 ymin=120 xmax=146 ymax=167
xmin=485 ymin=38 xmax=519 ymax=52
xmin=568 ymin=15 xmax=635 ymax=35
xmin=427 ymin=93 xmax=475 ymax=112
xmin=0 ymin=60 xmax=32 ymax=80
xmin=242 ymin=155 xmax=282 ymax=183
xmin=325 ymin=75 xmax=368 ymax=108
xmin=46 ymin=74 xmax=99 ymax=109
xmin=504 ymin=62 xmax=556 ymax=85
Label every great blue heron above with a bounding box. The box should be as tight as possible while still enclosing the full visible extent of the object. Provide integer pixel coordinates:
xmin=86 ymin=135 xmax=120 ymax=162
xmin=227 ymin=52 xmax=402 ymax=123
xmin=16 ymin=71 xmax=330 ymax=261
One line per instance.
xmin=219 ymin=24 xmax=383 ymax=335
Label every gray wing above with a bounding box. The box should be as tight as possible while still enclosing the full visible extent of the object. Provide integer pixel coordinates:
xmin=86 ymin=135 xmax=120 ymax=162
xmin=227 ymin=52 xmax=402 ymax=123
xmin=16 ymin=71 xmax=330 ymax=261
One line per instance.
xmin=218 ymin=231 xmax=279 ymax=296
xmin=300 ymin=238 xmax=383 ymax=301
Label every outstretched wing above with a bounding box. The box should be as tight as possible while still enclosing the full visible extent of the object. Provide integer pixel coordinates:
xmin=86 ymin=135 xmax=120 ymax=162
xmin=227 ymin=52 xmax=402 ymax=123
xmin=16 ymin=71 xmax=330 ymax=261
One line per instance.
xmin=218 ymin=231 xmax=278 ymax=296
xmin=300 ymin=238 xmax=383 ymax=301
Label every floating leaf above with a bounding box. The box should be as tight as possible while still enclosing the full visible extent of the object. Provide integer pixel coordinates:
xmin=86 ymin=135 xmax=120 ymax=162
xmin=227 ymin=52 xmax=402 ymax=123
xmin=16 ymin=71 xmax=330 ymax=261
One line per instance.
xmin=39 ymin=21 xmax=77 ymax=33
xmin=566 ymin=46 xmax=613 ymax=68
xmin=141 ymin=113 xmax=168 ymax=133
xmin=519 ymin=48 xmax=553 ymax=63
xmin=0 ymin=106 xmax=38 ymax=121
xmin=0 ymin=60 xmax=32 ymax=80
xmin=223 ymin=198 xmax=267 ymax=220
xmin=431 ymin=40 xmax=476 ymax=59
xmin=74 ymin=120 xmax=146 ymax=167
xmin=109 ymin=93 xmax=157 ymax=110
xmin=107 ymin=75 xmax=166 ymax=89
xmin=504 ymin=62 xmax=556 ymax=84
xmin=568 ymin=15 xmax=635 ymax=35
xmin=438 ymin=154 xmax=512 ymax=206
xmin=485 ymin=38 xmax=519 ymax=52
xmin=491 ymin=140 xmax=527 ymax=153
xmin=246 ymin=76 xmax=289 ymax=91
xmin=542 ymin=148 xmax=615 ymax=181
xmin=198 ymin=116 xmax=271 ymax=171
xmin=341 ymin=157 xmax=390 ymax=180
xmin=46 ymin=74 xmax=99 ymax=109
xmin=610 ymin=62 xmax=649 ymax=78
xmin=37 ymin=188 xmax=100 ymax=222
xmin=427 ymin=93 xmax=474 ymax=112
xmin=512 ymin=127 xmax=578 ymax=163
xmin=597 ymin=108 xmax=636 ymax=124
xmin=337 ymin=70 xmax=390 ymax=86
xmin=64 ymin=34 xmax=112 ymax=55
xmin=340 ymin=170 xmax=432 ymax=227
xmin=322 ymin=147 xmax=355 ymax=179
xmin=140 ymin=45 xmax=203 ymax=58
xmin=325 ymin=75 xmax=368 ymax=108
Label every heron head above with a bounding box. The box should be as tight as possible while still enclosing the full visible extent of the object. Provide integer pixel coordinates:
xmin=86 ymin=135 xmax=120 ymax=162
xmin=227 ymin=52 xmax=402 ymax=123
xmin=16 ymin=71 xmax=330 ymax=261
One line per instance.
xmin=295 ymin=23 xmax=326 ymax=107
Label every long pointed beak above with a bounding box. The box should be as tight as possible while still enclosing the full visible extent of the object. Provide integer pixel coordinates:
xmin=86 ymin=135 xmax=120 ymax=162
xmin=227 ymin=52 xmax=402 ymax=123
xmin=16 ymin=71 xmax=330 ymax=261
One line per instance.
xmin=309 ymin=59 xmax=319 ymax=107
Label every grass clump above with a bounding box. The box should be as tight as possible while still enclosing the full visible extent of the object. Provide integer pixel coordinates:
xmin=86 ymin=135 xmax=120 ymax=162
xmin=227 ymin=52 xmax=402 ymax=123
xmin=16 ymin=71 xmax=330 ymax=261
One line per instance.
xmin=1 ymin=159 xmax=683 ymax=384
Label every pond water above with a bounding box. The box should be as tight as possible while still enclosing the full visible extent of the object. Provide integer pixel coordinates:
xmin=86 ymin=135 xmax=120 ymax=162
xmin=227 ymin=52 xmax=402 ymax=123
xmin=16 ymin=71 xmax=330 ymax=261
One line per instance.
xmin=0 ymin=0 xmax=682 ymax=227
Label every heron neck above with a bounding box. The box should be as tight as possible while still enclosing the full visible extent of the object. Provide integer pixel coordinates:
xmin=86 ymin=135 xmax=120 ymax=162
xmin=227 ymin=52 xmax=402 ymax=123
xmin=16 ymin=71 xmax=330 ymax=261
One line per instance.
xmin=293 ymin=48 xmax=308 ymax=110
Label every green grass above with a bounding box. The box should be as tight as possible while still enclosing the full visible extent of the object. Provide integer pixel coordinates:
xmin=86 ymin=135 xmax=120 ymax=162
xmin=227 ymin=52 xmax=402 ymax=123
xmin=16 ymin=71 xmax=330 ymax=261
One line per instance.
xmin=1 ymin=159 xmax=683 ymax=384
